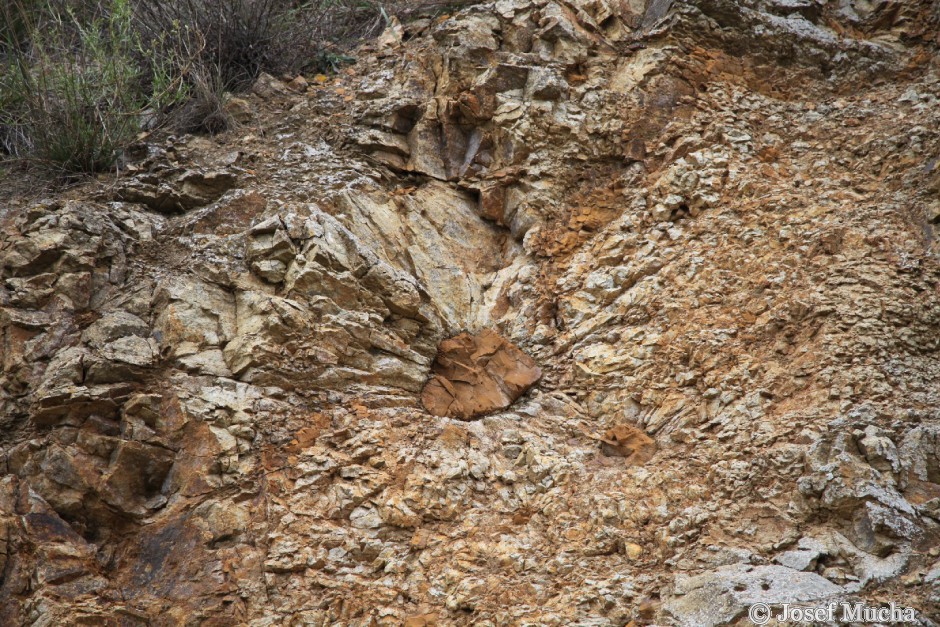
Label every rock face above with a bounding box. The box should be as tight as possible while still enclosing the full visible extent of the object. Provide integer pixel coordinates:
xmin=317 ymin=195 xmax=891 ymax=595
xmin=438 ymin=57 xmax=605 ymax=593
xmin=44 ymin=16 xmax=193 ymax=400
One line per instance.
xmin=665 ymin=564 xmax=843 ymax=626
xmin=2 ymin=0 xmax=940 ymax=624
xmin=420 ymin=329 xmax=542 ymax=419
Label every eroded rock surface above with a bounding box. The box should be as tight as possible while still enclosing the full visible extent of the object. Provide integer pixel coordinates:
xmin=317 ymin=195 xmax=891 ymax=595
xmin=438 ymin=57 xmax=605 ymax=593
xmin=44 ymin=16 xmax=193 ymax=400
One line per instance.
xmin=2 ymin=0 xmax=940 ymax=624
xmin=665 ymin=564 xmax=843 ymax=626
xmin=421 ymin=329 xmax=542 ymax=420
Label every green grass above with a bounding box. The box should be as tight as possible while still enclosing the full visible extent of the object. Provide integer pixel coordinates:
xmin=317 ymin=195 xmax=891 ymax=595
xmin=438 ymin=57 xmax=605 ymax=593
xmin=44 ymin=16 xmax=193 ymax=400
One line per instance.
xmin=0 ymin=0 xmax=184 ymax=174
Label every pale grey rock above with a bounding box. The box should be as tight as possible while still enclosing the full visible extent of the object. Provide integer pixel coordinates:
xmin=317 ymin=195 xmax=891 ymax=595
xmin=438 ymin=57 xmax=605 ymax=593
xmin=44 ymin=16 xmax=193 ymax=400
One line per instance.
xmin=117 ymin=169 xmax=237 ymax=213
xmin=250 ymin=259 xmax=288 ymax=283
xmin=926 ymin=561 xmax=940 ymax=585
xmin=98 ymin=336 xmax=158 ymax=368
xmin=774 ymin=537 xmax=828 ymax=571
xmin=664 ymin=564 xmax=843 ymax=627
xmin=177 ymin=349 xmax=233 ymax=377
xmin=152 ymin=276 xmax=237 ymax=358
xmin=525 ymin=67 xmax=568 ymax=101
xmin=81 ymin=311 xmax=149 ymax=348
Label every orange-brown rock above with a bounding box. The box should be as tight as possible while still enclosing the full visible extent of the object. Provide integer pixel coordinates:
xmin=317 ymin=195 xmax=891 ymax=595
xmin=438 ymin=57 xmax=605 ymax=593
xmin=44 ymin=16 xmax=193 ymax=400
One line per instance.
xmin=420 ymin=329 xmax=541 ymax=420
xmin=600 ymin=425 xmax=657 ymax=465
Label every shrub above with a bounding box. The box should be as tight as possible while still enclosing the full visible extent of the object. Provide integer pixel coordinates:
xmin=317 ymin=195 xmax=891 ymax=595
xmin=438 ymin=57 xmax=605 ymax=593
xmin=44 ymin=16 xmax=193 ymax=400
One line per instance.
xmin=0 ymin=0 xmax=185 ymax=174
xmin=167 ymin=61 xmax=233 ymax=135
xmin=135 ymin=0 xmax=352 ymax=91
xmin=136 ymin=0 xmax=474 ymax=89
xmin=0 ymin=0 xmax=479 ymax=176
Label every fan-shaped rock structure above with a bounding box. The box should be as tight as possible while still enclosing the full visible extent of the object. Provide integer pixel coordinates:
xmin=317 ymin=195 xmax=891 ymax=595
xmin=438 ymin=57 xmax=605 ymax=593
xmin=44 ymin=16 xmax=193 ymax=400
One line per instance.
xmin=2 ymin=0 xmax=940 ymax=623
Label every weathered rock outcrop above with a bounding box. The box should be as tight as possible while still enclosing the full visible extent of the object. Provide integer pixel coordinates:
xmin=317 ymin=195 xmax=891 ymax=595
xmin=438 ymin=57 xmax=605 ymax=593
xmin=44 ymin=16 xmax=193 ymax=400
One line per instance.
xmin=2 ymin=0 xmax=940 ymax=624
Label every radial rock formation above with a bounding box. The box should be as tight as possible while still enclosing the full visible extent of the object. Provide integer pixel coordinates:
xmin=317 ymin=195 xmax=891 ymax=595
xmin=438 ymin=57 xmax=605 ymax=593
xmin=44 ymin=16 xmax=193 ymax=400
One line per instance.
xmin=2 ymin=0 xmax=940 ymax=624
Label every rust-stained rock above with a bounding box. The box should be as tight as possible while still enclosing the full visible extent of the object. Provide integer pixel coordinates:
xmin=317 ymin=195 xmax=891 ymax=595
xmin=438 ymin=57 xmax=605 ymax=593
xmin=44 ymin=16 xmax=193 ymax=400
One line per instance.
xmin=404 ymin=614 xmax=439 ymax=627
xmin=421 ymin=329 xmax=541 ymax=420
xmin=600 ymin=424 xmax=657 ymax=465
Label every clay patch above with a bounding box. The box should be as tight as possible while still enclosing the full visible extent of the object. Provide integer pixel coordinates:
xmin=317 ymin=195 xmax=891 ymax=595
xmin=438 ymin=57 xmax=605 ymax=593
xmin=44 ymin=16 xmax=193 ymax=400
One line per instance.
xmin=420 ymin=329 xmax=541 ymax=420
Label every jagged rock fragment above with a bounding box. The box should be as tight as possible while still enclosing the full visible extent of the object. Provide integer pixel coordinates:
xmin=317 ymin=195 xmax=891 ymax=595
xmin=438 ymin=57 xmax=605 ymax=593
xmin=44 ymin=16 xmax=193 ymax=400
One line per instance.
xmin=421 ymin=329 xmax=541 ymax=420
